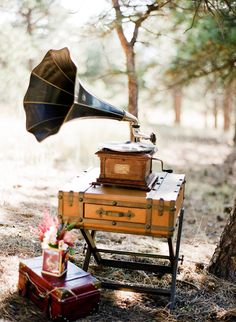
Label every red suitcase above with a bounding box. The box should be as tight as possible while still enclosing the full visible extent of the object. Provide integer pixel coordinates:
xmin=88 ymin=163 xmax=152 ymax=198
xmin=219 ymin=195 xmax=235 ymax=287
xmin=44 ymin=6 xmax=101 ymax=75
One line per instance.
xmin=18 ymin=257 xmax=100 ymax=321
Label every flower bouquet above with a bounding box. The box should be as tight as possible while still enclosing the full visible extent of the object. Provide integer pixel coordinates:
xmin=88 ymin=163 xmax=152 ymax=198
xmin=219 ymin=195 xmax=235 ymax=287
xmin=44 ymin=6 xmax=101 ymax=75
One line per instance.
xmin=33 ymin=212 xmax=77 ymax=277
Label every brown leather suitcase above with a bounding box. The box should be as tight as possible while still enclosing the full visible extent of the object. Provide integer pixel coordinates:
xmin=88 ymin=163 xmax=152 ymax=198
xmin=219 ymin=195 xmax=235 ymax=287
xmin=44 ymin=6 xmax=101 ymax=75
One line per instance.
xmin=18 ymin=257 xmax=100 ymax=321
xmin=58 ymin=168 xmax=185 ymax=237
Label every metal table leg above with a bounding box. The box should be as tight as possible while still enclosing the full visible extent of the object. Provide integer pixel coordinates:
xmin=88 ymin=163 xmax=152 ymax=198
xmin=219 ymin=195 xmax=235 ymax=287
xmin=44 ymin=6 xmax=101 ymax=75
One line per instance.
xmin=169 ymin=207 xmax=184 ymax=310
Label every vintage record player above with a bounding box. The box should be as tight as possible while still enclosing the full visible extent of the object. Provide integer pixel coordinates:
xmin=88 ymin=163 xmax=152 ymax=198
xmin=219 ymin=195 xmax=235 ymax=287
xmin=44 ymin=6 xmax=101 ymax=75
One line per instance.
xmin=23 ymin=48 xmax=159 ymax=190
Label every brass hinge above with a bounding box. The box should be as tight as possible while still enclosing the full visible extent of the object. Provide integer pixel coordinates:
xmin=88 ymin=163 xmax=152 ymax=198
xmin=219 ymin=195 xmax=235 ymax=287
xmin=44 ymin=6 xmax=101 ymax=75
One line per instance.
xmin=58 ymin=191 xmax=63 ymax=200
xmin=78 ymin=191 xmax=84 ymax=222
xmin=146 ymin=198 xmax=152 ymax=231
xmin=158 ymin=198 xmax=164 ymax=216
xmin=158 ymin=199 xmax=176 ymax=216
xmin=68 ymin=191 xmax=74 ymax=207
xmin=58 ymin=191 xmax=63 ymax=219
xmin=170 ymin=200 xmax=176 ymax=213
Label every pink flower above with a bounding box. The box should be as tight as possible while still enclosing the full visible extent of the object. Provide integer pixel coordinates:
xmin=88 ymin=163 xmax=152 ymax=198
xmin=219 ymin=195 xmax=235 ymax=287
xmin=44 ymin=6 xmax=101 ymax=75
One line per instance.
xmin=32 ymin=211 xmax=77 ymax=252
xmin=33 ymin=211 xmax=59 ymax=242
xmin=63 ymin=231 xmax=78 ymax=247
xmin=40 ymin=211 xmax=58 ymax=230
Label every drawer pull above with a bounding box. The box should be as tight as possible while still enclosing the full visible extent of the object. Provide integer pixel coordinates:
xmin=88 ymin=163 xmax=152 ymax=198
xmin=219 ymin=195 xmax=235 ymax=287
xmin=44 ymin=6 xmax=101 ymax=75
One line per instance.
xmin=96 ymin=208 xmax=134 ymax=218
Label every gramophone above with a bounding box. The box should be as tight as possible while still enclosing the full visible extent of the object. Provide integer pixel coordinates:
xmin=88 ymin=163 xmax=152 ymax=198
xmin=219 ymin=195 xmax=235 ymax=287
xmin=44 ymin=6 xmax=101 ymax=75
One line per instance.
xmin=24 ymin=47 xmax=159 ymax=190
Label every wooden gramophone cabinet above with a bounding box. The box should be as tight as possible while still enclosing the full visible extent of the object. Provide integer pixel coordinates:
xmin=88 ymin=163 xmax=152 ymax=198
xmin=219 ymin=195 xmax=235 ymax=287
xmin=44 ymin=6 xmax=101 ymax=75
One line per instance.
xmin=95 ymin=149 xmax=158 ymax=191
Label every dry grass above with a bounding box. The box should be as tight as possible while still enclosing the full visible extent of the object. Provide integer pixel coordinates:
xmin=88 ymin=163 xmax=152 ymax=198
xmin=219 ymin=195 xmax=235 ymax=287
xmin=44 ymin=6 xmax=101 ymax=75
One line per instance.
xmin=0 ymin=115 xmax=235 ymax=321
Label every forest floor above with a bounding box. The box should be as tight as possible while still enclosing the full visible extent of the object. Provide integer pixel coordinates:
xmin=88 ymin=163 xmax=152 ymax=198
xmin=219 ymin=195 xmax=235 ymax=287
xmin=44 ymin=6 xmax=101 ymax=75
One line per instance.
xmin=0 ymin=116 xmax=236 ymax=322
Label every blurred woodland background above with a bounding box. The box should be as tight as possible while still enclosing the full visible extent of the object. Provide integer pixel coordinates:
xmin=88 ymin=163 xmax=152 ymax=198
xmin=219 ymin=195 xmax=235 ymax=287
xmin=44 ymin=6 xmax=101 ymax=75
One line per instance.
xmin=0 ymin=1 xmax=236 ymax=321
xmin=1 ymin=0 xmax=235 ymax=131
xmin=0 ymin=0 xmax=235 ymax=175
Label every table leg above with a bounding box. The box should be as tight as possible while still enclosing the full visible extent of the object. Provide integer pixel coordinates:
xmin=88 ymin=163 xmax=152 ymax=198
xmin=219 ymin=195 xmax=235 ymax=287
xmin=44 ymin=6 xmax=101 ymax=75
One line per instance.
xmin=169 ymin=207 xmax=184 ymax=310
xmin=80 ymin=229 xmax=102 ymax=270
xmin=82 ymin=230 xmax=96 ymax=271
xmin=167 ymin=238 xmax=175 ymax=267
xmin=80 ymin=209 xmax=184 ymax=309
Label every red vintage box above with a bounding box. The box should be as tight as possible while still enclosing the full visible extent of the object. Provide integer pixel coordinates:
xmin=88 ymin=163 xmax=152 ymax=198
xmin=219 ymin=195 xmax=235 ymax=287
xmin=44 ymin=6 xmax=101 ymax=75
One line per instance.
xmin=18 ymin=257 xmax=100 ymax=321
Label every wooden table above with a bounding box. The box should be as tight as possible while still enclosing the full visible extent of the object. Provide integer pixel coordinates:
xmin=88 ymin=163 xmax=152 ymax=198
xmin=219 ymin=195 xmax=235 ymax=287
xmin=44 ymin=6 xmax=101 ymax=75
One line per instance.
xmin=58 ymin=168 xmax=185 ymax=309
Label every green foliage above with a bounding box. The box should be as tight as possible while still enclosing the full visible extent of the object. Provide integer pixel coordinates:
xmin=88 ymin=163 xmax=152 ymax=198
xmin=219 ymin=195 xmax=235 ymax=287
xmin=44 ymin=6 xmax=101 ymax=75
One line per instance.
xmin=166 ymin=2 xmax=236 ymax=87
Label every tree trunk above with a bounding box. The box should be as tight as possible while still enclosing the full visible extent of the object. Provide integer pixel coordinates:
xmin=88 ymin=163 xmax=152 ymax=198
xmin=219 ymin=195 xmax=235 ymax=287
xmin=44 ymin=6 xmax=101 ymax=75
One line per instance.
xmin=172 ymin=87 xmax=182 ymax=125
xmin=208 ymin=201 xmax=236 ymax=282
xmin=112 ymin=0 xmax=158 ymax=120
xmin=231 ymin=80 xmax=236 ymax=149
xmin=224 ymin=147 xmax=236 ymax=176
xmin=213 ymin=96 xmax=218 ymax=129
xmin=24 ymin=9 xmax=34 ymax=71
xmin=112 ymin=0 xmax=138 ymax=118
xmin=233 ymin=87 xmax=236 ymax=146
xmin=233 ymin=122 xmax=236 ymax=146
xmin=126 ymin=47 xmax=138 ymax=118
xmin=223 ymin=84 xmax=231 ymax=131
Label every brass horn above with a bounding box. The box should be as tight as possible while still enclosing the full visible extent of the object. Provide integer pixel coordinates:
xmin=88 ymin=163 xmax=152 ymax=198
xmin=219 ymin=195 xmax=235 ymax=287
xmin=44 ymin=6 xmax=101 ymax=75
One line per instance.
xmin=23 ymin=47 xmax=155 ymax=144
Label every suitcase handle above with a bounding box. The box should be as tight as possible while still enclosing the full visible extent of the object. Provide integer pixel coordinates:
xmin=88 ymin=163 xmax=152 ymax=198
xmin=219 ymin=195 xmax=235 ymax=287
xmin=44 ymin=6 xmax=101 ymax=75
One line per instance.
xmin=29 ymin=283 xmax=46 ymax=301
xmin=22 ymin=272 xmax=48 ymax=300
xmin=21 ymin=272 xmax=50 ymax=315
xmin=152 ymin=157 xmax=173 ymax=173
xmin=96 ymin=207 xmax=134 ymax=218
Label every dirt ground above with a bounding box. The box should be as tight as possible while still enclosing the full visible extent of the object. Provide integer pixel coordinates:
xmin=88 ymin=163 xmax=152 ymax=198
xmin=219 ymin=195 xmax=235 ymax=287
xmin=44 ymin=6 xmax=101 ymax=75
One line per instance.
xmin=0 ymin=117 xmax=236 ymax=322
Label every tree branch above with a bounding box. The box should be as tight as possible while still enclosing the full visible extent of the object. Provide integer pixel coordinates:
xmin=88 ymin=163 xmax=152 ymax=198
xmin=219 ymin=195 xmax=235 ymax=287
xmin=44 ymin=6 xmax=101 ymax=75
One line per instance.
xmin=185 ymin=0 xmax=202 ymax=32
xmin=112 ymin=0 xmax=129 ymax=49
xmin=130 ymin=2 xmax=159 ymax=45
xmin=112 ymin=0 xmax=162 ymax=47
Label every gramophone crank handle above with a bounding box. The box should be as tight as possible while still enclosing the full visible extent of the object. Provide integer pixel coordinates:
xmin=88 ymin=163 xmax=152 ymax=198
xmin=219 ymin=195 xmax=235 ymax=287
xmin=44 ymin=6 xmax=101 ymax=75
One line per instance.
xmin=152 ymin=157 xmax=173 ymax=173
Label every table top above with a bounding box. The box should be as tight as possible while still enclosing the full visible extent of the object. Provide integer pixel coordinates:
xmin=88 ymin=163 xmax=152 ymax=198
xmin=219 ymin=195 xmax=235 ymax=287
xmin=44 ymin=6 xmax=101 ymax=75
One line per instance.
xmin=60 ymin=168 xmax=185 ymax=203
